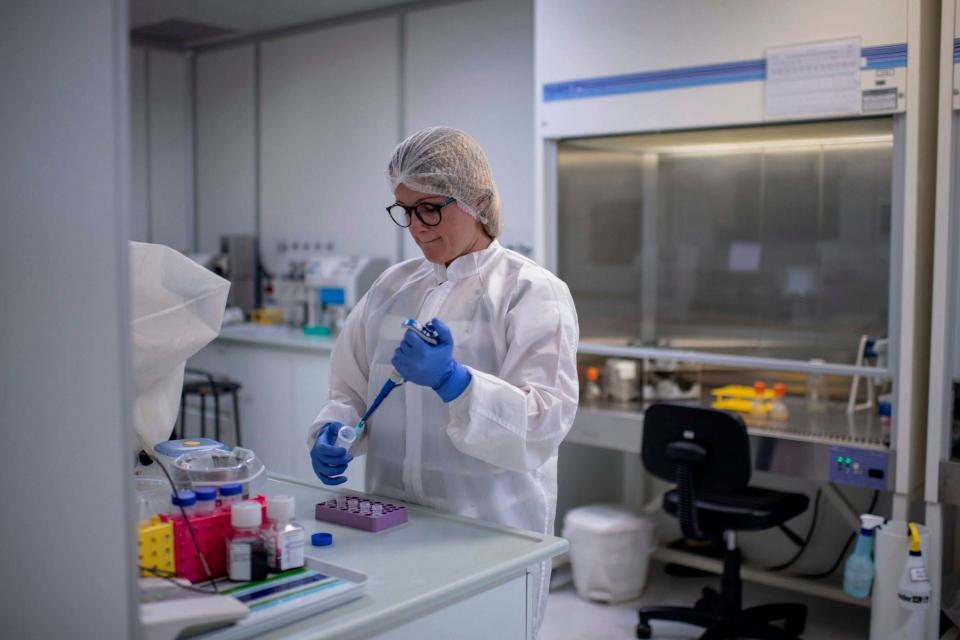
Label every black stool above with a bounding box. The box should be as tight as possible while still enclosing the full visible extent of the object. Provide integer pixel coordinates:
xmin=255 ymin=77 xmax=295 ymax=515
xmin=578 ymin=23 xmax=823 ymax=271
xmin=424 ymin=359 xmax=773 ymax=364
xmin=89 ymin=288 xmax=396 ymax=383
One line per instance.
xmin=178 ymin=368 xmax=242 ymax=446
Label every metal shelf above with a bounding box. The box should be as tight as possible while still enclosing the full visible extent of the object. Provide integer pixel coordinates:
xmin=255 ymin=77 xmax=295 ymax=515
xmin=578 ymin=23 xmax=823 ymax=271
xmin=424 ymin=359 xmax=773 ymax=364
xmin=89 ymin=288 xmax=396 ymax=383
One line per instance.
xmin=650 ymin=547 xmax=869 ymax=609
xmin=578 ymin=342 xmax=888 ymax=378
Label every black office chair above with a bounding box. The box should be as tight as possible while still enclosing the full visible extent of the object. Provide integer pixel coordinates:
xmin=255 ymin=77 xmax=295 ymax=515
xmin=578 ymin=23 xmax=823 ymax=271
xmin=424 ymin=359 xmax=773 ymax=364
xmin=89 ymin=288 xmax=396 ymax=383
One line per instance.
xmin=178 ymin=368 xmax=243 ymax=446
xmin=637 ymin=403 xmax=809 ymax=640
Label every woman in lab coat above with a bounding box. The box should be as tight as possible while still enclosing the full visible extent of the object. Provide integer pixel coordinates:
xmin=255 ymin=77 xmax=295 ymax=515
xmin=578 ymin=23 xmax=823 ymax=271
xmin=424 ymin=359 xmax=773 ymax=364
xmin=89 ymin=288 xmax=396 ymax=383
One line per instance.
xmin=308 ymin=126 xmax=579 ymax=633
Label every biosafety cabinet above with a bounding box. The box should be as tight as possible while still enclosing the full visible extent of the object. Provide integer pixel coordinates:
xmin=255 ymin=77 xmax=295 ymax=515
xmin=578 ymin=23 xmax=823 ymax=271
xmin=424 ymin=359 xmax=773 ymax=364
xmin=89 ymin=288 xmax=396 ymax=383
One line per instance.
xmin=536 ymin=0 xmax=942 ymax=632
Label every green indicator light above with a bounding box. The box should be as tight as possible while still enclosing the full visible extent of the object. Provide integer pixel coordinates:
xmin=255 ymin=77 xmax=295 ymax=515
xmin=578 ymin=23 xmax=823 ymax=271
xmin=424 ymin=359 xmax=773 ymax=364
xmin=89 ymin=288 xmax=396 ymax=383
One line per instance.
xmin=845 ymin=458 xmax=852 ymax=464
xmin=837 ymin=456 xmax=843 ymax=463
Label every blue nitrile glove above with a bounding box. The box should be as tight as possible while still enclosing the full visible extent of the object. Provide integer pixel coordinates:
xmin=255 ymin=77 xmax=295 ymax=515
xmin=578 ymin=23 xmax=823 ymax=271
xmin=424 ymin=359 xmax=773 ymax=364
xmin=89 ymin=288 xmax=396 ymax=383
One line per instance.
xmin=391 ymin=318 xmax=471 ymax=402
xmin=310 ymin=422 xmax=353 ymax=486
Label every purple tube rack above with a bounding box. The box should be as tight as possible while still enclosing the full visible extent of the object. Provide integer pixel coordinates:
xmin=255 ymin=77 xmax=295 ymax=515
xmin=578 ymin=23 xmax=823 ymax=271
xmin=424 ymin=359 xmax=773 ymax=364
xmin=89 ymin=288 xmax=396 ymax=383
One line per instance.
xmin=315 ymin=498 xmax=408 ymax=532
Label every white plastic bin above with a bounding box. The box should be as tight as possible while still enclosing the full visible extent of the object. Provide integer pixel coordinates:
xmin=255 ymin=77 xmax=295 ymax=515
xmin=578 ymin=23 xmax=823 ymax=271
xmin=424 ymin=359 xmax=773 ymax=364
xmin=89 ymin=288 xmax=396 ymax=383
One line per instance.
xmin=562 ymin=504 xmax=656 ymax=603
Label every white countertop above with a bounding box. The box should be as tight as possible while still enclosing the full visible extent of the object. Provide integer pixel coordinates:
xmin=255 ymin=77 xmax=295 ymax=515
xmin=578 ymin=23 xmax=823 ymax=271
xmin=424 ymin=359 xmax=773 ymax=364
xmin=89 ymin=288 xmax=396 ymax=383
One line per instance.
xmin=243 ymin=474 xmax=567 ymax=639
xmin=216 ymin=324 xmax=337 ymax=353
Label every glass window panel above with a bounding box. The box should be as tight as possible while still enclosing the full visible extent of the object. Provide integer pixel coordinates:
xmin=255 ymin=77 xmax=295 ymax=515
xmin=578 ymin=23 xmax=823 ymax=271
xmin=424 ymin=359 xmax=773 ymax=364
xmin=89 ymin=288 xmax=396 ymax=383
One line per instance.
xmin=558 ymin=118 xmax=893 ymax=362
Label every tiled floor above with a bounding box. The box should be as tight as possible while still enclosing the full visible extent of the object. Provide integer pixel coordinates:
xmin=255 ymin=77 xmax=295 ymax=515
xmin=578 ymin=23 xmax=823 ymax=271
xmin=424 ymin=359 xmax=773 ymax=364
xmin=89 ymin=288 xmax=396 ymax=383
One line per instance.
xmin=541 ymin=562 xmax=871 ymax=639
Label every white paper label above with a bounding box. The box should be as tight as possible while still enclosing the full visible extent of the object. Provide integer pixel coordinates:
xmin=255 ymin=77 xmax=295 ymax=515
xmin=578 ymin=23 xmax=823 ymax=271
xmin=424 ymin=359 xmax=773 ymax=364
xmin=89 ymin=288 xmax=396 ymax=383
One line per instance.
xmin=279 ymin=529 xmax=306 ymax=570
xmin=229 ymin=541 xmax=252 ymax=581
xmin=766 ymin=38 xmax=862 ymax=118
xmin=910 ymin=567 xmax=928 ymax=582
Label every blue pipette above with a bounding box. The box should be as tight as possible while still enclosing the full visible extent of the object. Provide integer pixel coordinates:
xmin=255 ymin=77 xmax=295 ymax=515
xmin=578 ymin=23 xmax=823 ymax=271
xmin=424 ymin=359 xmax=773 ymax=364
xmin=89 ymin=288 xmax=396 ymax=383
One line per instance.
xmin=335 ymin=319 xmax=439 ymax=450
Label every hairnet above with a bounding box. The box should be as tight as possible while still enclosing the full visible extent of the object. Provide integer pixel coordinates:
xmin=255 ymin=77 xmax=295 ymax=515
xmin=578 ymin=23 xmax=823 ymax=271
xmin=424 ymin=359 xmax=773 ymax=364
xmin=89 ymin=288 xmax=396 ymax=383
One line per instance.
xmin=388 ymin=126 xmax=501 ymax=238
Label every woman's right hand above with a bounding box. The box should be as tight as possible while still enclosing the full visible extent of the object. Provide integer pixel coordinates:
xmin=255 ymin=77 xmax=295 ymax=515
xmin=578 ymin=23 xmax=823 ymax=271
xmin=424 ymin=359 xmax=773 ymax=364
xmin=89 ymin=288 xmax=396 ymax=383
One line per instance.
xmin=310 ymin=422 xmax=353 ymax=485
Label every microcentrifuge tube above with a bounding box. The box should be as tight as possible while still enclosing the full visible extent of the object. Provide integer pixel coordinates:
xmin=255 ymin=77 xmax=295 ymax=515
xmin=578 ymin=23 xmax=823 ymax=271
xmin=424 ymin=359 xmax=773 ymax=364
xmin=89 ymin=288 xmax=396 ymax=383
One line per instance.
xmin=372 ymin=503 xmax=384 ymax=517
xmin=348 ymin=498 xmax=359 ymax=510
xmin=360 ymin=501 xmax=371 ymax=514
xmin=337 ymin=496 xmax=347 ymax=509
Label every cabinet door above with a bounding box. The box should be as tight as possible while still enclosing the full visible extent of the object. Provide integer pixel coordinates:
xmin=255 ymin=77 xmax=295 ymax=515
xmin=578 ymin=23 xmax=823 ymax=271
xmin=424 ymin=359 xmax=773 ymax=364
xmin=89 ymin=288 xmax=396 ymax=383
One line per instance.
xmin=403 ymin=0 xmax=535 ymax=259
xmin=196 ymin=45 xmax=256 ymax=254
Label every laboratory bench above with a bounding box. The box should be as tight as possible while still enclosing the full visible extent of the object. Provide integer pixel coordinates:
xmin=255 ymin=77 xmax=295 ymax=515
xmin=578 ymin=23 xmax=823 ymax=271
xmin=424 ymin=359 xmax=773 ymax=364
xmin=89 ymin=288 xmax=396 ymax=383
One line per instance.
xmin=190 ymin=325 xmax=886 ymax=609
xmin=215 ymin=323 xmax=337 ymax=353
xmin=213 ymin=473 xmax=567 ymax=640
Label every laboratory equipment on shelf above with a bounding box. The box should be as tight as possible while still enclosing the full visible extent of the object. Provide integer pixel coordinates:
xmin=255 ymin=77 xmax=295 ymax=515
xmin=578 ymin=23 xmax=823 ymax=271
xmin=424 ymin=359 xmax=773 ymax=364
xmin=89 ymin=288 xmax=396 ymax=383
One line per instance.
xmin=750 ymin=381 xmax=767 ymax=418
xmin=711 ymin=384 xmax=774 ymax=414
xmin=304 ymin=255 xmax=388 ymax=334
xmin=583 ymin=366 xmax=603 ymax=401
xmin=603 ymin=358 xmax=640 ymax=402
xmin=264 ymin=495 xmax=306 ymax=572
xmin=641 ymin=358 xmax=701 ymax=401
xmin=806 ymin=359 xmax=829 ymax=413
xmin=770 ymin=383 xmax=789 ymax=421
xmin=848 ymin=336 xmax=890 ymax=415
xmin=335 ymin=319 xmax=440 ymax=451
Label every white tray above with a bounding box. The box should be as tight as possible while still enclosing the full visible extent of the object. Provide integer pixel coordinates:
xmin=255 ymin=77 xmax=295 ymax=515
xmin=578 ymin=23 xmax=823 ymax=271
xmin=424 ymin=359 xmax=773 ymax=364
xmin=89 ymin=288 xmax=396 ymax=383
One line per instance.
xmin=197 ymin=557 xmax=366 ymax=640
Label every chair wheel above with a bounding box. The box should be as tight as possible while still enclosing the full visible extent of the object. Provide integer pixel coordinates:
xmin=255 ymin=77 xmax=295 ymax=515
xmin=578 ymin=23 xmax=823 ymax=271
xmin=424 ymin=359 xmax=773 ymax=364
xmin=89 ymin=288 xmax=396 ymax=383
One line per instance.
xmin=636 ymin=622 xmax=652 ymax=639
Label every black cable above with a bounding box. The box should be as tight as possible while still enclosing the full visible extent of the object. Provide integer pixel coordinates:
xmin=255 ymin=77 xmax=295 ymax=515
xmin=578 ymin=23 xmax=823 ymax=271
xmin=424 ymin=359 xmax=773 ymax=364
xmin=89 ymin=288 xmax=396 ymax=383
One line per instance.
xmin=143 ymin=451 xmax=219 ymax=593
xmin=796 ymin=489 xmax=880 ymax=580
xmin=139 ymin=567 xmax=219 ymax=595
xmin=766 ymin=489 xmax=823 ymax=572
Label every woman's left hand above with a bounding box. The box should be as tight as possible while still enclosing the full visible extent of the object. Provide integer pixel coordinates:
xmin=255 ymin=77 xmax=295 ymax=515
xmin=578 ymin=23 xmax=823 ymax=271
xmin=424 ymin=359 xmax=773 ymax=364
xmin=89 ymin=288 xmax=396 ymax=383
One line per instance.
xmin=391 ymin=318 xmax=471 ymax=402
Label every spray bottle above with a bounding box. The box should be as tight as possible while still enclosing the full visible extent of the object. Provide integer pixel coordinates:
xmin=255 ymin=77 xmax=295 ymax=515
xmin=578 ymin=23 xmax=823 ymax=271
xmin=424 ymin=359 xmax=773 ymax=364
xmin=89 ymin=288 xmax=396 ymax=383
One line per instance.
xmin=843 ymin=514 xmax=885 ymax=598
xmin=896 ymin=523 xmax=930 ymax=638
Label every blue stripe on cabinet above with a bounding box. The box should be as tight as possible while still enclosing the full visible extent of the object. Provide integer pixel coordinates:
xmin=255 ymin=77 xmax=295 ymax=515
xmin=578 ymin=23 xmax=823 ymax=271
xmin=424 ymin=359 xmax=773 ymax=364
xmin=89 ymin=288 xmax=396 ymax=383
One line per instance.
xmin=543 ymin=43 xmax=908 ymax=103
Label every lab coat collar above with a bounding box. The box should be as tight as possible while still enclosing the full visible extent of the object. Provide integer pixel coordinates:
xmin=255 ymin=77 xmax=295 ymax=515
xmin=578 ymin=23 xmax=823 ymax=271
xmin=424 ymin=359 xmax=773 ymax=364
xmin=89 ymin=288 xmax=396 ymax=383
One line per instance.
xmin=431 ymin=240 xmax=502 ymax=283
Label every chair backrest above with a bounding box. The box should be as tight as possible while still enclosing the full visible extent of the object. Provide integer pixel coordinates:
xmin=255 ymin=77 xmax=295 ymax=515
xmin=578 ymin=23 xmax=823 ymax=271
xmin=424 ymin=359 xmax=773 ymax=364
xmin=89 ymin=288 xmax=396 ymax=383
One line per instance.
xmin=642 ymin=403 xmax=752 ymax=490
xmin=641 ymin=403 xmax=752 ymax=539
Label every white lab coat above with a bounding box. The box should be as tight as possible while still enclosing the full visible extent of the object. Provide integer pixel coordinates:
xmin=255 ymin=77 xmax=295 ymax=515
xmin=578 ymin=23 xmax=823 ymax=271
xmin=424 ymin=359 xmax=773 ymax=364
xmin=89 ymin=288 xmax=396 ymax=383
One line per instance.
xmin=308 ymin=240 xmax=579 ymax=633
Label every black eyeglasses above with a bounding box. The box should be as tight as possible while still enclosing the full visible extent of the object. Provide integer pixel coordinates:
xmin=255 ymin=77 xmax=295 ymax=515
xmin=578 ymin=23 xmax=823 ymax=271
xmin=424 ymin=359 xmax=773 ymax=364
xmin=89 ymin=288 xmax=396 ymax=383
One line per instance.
xmin=386 ymin=197 xmax=455 ymax=228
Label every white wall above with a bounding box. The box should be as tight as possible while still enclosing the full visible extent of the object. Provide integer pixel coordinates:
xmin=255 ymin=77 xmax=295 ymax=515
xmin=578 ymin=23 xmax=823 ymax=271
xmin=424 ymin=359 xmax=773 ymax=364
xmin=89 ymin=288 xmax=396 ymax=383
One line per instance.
xmin=130 ymin=46 xmax=150 ymax=242
xmin=129 ymin=46 xmax=195 ymax=251
xmin=0 ymin=1 xmax=136 ymax=637
xmin=192 ymin=0 xmax=538 ymax=267
xmin=259 ymin=17 xmax=402 ymax=273
xmin=148 ymin=49 xmax=195 ymax=252
xmin=403 ymin=0 xmax=536 ymax=257
xmin=196 ymin=45 xmax=257 ymax=254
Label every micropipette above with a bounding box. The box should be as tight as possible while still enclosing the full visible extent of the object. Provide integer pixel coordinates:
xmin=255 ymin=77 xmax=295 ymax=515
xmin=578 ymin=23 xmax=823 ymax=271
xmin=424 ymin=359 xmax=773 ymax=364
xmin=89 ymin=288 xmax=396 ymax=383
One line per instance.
xmin=335 ymin=319 xmax=439 ymax=450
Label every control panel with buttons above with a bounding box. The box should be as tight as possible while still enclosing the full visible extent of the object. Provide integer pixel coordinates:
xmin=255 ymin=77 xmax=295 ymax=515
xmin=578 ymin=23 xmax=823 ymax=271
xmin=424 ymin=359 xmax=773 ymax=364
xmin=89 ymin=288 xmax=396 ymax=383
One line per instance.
xmin=828 ymin=445 xmax=889 ymax=490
